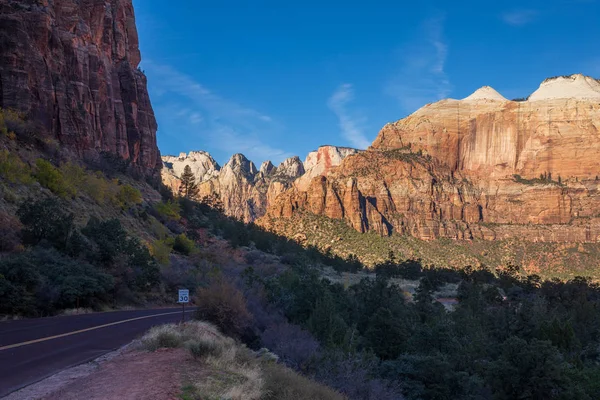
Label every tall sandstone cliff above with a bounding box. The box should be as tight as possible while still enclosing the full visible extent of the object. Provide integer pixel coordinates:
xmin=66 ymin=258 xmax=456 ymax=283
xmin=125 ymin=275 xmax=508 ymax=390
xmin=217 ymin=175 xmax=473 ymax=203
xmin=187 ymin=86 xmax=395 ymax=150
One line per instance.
xmin=161 ymin=146 xmax=360 ymax=222
xmin=0 ymin=0 xmax=160 ymax=174
xmin=263 ymin=75 xmax=600 ymax=243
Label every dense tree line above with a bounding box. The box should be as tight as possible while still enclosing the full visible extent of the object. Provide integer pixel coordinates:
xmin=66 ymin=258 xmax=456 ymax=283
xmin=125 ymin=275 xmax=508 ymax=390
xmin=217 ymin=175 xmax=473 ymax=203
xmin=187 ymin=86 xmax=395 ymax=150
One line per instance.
xmin=4 ymin=174 xmax=600 ymax=398
xmin=169 ymin=190 xmax=600 ymax=399
xmin=0 ymin=198 xmax=160 ymax=315
xmin=245 ymin=260 xmax=600 ymax=399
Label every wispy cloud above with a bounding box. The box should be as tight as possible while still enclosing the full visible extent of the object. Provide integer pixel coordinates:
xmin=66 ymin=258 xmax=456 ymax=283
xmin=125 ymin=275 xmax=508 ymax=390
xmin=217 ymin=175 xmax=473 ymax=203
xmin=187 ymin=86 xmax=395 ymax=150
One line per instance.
xmin=501 ymin=9 xmax=538 ymax=26
xmin=385 ymin=15 xmax=452 ymax=114
xmin=143 ymin=61 xmax=292 ymax=164
xmin=327 ymin=84 xmax=371 ymax=149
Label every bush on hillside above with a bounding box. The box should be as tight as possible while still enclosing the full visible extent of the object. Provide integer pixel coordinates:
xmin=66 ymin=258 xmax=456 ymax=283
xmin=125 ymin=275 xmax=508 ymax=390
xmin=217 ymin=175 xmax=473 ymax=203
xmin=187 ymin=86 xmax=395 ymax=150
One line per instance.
xmin=153 ymin=200 xmax=181 ymax=220
xmin=59 ymin=162 xmax=87 ymax=188
xmin=82 ymin=217 xmax=160 ymax=290
xmin=34 ymin=159 xmax=75 ymax=198
xmin=0 ymin=150 xmax=33 ymax=184
xmin=150 ymin=239 xmax=172 ymax=265
xmin=173 ymin=233 xmax=196 ymax=255
xmin=114 ymin=184 xmax=142 ymax=209
xmin=0 ymin=247 xmax=113 ymax=316
xmin=0 ymin=108 xmax=34 ymax=140
xmin=194 ymin=279 xmax=252 ymax=339
xmin=17 ymin=197 xmax=75 ymax=251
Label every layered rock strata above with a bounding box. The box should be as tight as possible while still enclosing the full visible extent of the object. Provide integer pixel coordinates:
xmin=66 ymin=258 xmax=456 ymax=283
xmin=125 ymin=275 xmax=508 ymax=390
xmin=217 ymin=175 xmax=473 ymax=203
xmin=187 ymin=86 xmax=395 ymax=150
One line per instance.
xmin=162 ymin=146 xmax=359 ymax=222
xmin=0 ymin=0 xmax=161 ymax=174
xmin=263 ymin=75 xmax=600 ymax=242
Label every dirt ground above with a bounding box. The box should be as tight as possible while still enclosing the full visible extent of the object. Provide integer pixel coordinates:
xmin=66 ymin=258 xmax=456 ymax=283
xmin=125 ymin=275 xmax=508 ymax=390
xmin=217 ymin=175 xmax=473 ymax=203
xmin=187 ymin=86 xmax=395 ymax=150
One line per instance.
xmin=7 ymin=347 xmax=190 ymax=400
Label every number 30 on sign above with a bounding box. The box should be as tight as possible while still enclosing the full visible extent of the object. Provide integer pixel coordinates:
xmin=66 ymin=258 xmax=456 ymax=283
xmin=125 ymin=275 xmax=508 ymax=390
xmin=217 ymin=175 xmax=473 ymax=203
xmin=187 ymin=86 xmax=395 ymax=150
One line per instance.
xmin=178 ymin=289 xmax=189 ymax=303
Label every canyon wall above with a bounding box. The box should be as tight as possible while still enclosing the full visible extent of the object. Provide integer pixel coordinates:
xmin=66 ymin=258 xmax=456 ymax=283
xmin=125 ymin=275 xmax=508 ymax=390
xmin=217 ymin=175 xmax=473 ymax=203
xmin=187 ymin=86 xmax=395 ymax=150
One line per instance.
xmin=0 ymin=0 xmax=161 ymax=174
xmin=262 ymin=75 xmax=600 ymax=242
xmin=162 ymin=146 xmax=360 ymax=222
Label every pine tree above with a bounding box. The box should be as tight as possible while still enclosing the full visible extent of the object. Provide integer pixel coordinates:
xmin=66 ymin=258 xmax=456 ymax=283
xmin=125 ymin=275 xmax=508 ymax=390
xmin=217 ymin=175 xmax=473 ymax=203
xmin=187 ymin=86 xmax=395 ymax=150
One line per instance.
xmin=178 ymin=165 xmax=199 ymax=200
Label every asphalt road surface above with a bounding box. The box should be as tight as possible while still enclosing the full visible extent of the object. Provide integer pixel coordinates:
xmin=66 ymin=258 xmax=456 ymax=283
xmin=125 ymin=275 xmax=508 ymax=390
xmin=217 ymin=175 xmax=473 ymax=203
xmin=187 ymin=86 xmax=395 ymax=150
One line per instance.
xmin=0 ymin=307 xmax=195 ymax=398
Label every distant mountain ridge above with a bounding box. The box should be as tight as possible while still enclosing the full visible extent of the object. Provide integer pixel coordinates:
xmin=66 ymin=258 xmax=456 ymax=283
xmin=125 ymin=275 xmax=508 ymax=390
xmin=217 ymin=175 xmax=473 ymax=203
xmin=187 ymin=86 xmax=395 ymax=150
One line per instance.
xmin=161 ymin=146 xmax=361 ymax=221
xmin=260 ymin=74 xmax=600 ymax=244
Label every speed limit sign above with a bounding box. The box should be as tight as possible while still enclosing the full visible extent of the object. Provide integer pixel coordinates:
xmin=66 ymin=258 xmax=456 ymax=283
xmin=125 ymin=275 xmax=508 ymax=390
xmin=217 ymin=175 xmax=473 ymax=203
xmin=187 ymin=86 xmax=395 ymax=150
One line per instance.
xmin=178 ymin=289 xmax=189 ymax=303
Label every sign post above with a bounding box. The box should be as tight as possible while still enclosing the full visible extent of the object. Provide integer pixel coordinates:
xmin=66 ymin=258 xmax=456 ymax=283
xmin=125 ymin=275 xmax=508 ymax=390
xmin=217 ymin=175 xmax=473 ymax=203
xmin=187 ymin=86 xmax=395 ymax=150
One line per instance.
xmin=178 ymin=289 xmax=189 ymax=323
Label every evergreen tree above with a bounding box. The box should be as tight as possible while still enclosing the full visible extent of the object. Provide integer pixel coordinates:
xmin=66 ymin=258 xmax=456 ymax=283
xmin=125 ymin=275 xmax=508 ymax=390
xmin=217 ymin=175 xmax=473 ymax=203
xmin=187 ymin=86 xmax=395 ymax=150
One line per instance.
xmin=178 ymin=165 xmax=199 ymax=199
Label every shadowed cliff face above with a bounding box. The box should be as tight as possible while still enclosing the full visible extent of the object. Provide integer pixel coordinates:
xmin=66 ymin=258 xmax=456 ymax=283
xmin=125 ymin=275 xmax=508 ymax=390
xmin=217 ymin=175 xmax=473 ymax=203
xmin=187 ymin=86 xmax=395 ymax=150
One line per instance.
xmin=262 ymin=76 xmax=600 ymax=242
xmin=0 ymin=0 xmax=161 ymax=175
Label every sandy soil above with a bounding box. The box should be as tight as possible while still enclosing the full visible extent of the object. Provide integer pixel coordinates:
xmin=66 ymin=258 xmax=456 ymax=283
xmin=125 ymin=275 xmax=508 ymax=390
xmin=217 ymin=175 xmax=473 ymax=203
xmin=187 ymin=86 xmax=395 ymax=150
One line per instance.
xmin=43 ymin=348 xmax=185 ymax=400
xmin=6 ymin=346 xmax=189 ymax=400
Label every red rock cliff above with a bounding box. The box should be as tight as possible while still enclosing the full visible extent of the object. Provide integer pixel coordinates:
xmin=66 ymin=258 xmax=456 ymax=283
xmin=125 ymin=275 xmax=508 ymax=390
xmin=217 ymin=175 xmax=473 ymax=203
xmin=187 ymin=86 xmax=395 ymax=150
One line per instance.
xmin=262 ymin=76 xmax=600 ymax=243
xmin=0 ymin=0 xmax=160 ymax=174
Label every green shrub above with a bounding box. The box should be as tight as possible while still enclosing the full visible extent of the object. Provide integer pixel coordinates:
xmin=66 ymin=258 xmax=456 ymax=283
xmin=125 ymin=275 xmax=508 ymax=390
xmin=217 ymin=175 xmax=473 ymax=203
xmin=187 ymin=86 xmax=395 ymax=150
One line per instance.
xmin=0 ymin=150 xmax=33 ymax=184
xmin=0 ymin=247 xmax=113 ymax=316
xmin=173 ymin=234 xmax=196 ymax=255
xmin=82 ymin=217 xmax=160 ymax=290
xmin=17 ymin=197 xmax=75 ymax=250
xmin=154 ymin=200 xmax=181 ymax=220
xmin=148 ymin=216 xmax=169 ymax=239
xmin=114 ymin=184 xmax=142 ymax=209
xmin=0 ymin=108 xmax=33 ymax=139
xmin=83 ymin=171 xmax=111 ymax=204
xmin=150 ymin=239 xmax=172 ymax=265
xmin=34 ymin=159 xmax=75 ymax=198
xmin=60 ymin=162 xmax=87 ymax=188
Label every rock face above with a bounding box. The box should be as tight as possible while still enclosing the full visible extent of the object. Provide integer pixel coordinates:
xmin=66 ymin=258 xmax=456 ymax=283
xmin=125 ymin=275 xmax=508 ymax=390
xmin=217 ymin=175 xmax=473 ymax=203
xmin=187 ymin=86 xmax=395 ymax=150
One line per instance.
xmin=0 ymin=0 xmax=161 ymax=174
xmin=262 ymin=75 xmax=600 ymax=243
xmin=161 ymin=146 xmax=358 ymax=222
xmin=296 ymin=146 xmax=361 ymax=190
xmin=161 ymin=151 xmax=220 ymax=194
xmin=373 ymin=75 xmax=600 ymax=180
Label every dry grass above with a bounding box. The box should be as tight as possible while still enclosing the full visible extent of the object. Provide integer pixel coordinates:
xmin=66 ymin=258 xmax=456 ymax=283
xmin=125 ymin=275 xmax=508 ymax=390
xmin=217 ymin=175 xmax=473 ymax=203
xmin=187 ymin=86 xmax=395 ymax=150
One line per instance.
xmin=139 ymin=321 xmax=344 ymax=400
xmin=140 ymin=321 xmax=264 ymax=399
xmin=261 ymin=363 xmax=347 ymax=400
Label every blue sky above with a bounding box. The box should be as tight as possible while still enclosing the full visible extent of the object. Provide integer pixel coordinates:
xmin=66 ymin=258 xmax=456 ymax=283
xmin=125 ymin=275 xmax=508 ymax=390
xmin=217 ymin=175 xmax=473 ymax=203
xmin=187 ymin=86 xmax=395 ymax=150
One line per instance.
xmin=133 ymin=0 xmax=600 ymax=166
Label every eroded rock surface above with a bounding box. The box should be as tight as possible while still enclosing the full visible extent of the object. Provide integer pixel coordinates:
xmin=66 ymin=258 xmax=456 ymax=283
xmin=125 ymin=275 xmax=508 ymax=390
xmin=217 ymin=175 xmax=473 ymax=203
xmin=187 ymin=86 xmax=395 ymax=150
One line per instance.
xmin=162 ymin=146 xmax=358 ymax=222
xmin=0 ymin=0 xmax=161 ymax=174
xmin=262 ymin=75 xmax=600 ymax=242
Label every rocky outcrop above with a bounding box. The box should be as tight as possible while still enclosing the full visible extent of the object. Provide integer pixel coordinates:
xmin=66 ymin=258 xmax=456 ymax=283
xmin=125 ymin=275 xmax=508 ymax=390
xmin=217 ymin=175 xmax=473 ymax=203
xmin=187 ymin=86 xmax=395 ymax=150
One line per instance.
xmin=262 ymin=75 xmax=600 ymax=243
xmin=0 ymin=0 xmax=161 ymax=174
xmin=161 ymin=146 xmax=358 ymax=222
xmin=161 ymin=152 xmax=304 ymax=222
xmin=296 ymin=146 xmax=361 ymax=190
xmin=161 ymin=151 xmax=220 ymax=193
xmin=372 ymin=74 xmax=600 ymax=180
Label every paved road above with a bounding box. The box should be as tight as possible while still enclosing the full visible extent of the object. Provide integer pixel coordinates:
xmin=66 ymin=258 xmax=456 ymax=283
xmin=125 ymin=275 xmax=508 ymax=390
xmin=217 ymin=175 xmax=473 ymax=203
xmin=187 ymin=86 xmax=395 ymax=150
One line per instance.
xmin=0 ymin=307 xmax=195 ymax=398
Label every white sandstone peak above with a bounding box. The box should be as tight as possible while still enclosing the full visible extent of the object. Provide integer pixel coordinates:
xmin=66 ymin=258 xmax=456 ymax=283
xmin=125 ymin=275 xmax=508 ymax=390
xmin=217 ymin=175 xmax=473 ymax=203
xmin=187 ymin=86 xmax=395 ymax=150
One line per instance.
xmin=161 ymin=150 xmax=220 ymax=183
xmin=259 ymin=160 xmax=276 ymax=175
xmin=275 ymin=156 xmax=305 ymax=179
xmin=463 ymin=86 xmax=508 ymax=102
xmin=528 ymin=74 xmax=600 ymax=101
